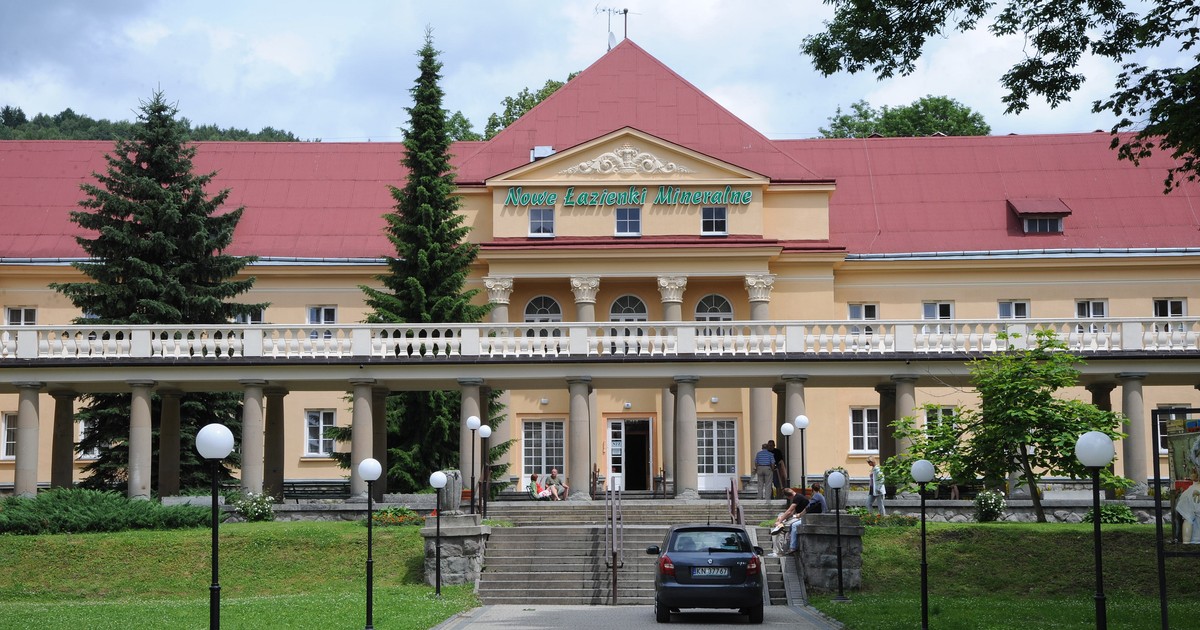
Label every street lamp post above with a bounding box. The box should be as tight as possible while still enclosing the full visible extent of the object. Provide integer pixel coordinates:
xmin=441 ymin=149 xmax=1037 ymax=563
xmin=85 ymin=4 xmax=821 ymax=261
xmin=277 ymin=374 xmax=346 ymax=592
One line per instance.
xmin=794 ymin=415 xmax=810 ymax=489
xmin=465 ymin=415 xmax=481 ymax=514
xmin=359 ymin=458 xmax=382 ymax=630
xmin=911 ymin=459 xmax=936 ymax=630
xmin=429 ymin=470 xmax=447 ymax=597
xmin=1076 ymin=431 xmax=1116 ymax=630
xmin=826 ymin=469 xmax=850 ymax=602
xmin=196 ymin=423 xmax=235 ymax=630
xmin=780 ymin=422 xmax=794 ymax=488
xmin=478 ymin=425 xmax=492 ymax=516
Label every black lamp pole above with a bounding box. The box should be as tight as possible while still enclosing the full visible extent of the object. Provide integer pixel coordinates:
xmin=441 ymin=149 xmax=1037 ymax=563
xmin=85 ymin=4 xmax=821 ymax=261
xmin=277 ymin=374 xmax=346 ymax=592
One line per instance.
xmin=209 ymin=459 xmax=221 ymax=630
xmin=365 ymin=478 xmax=375 ymax=630
xmin=435 ymin=486 xmax=443 ymax=597
xmin=782 ymin=433 xmax=789 ymax=488
xmin=469 ymin=428 xmax=477 ymax=515
xmin=1090 ymin=466 xmax=1107 ymax=630
xmin=833 ymin=485 xmax=849 ymax=602
xmin=799 ymin=427 xmax=807 ymax=489
xmin=920 ymin=481 xmax=929 ymax=630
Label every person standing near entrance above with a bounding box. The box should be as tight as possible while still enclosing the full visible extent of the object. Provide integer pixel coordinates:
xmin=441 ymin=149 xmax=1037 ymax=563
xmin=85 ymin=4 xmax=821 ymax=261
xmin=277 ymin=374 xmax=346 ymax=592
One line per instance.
xmin=767 ymin=439 xmax=787 ymax=497
xmin=867 ymin=457 xmax=887 ymax=516
xmin=754 ymin=443 xmax=775 ymax=499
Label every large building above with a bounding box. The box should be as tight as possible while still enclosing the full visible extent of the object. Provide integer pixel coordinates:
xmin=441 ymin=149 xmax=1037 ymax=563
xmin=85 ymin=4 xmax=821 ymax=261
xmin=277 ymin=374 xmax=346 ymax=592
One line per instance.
xmin=2 ymin=40 xmax=1199 ymax=499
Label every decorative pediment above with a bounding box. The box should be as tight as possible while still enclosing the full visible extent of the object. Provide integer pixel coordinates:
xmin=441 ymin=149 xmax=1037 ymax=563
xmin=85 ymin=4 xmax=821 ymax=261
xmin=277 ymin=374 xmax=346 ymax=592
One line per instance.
xmin=560 ymin=144 xmax=694 ymax=176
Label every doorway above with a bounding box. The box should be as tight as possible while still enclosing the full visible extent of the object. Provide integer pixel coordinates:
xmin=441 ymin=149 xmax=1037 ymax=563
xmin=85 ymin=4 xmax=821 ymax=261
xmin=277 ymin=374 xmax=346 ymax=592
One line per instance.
xmin=608 ymin=418 xmax=651 ymax=491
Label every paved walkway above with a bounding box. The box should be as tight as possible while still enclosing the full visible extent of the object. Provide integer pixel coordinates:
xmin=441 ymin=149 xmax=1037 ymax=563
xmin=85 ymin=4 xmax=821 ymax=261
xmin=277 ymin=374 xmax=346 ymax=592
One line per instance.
xmin=432 ymin=604 xmax=842 ymax=629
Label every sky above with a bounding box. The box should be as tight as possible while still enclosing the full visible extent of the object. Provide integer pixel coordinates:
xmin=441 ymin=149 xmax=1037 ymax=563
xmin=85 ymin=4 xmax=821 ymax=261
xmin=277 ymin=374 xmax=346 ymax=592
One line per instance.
xmin=0 ymin=1 xmax=1183 ymax=142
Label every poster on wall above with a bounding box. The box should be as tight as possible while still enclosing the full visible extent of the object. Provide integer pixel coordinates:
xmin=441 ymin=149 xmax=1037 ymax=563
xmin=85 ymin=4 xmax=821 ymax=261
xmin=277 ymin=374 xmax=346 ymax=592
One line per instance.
xmin=1165 ymin=416 xmax=1200 ymax=544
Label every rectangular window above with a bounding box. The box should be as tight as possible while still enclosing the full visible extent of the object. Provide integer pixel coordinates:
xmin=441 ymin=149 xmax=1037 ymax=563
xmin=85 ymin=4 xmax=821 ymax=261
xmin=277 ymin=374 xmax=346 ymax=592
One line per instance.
xmin=697 ymin=419 xmax=737 ymax=474
xmin=615 ymin=207 xmax=641 ymax=236
xmin=922 ymin=301 xmax=953 ymax=334
xmin=1023 ymin=217 xmax=1063 ymax=233
xmin=529 ymin=207 xmax=555 ymax=237
xmin=308 ymin=305 xmax=336 ymax=340
xmin=523 ymin=420 xmax=565 ymax=488
xmin=849 ymin=303 xmax=878 ymax=335
xmin=701 ymin=207 xmax=727 ymax=236
xmin=926 ymin=406 xmax=957 ymax=431
xmin=1153 ymin=298 xmax=1186 ymax=333
xmin=1076 ymin=299 xmax=1108 ymax=332
xmin=1 ymin=412 xmax=15 ymax=459
xmin=305 ymin=410 xmax=336 ymax=457
xmin=1157 ymin=405 xmax=1188 ymax=453
xmin=850 ymin=407 xmax=879 ymax=453
xmin=234 ymin=308 xmax=265 ymax=325
xmin=5 ymin=307 xmax=36 ymax=326
xmin=998 ymin=300 xmax=1030 ymax=319
xmin=78 ymin=419 xmax=100 ymax=460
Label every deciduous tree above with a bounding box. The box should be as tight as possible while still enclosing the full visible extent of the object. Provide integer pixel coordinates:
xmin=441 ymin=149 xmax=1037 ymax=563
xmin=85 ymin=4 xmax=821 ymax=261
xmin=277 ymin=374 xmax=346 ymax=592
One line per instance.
xmin=821 ymin=95 xmax=991 ymax=138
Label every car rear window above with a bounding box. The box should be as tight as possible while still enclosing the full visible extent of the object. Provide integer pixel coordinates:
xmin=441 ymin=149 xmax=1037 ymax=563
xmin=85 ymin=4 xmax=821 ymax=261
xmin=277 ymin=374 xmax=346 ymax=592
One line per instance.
xmin=669 ymin=530 xmax=749 ymax=552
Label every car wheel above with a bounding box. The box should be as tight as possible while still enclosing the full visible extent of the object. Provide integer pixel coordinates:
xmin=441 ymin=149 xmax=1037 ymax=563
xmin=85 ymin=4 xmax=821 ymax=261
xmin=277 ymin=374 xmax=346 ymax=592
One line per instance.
xmin=655 ymin=599 xmax=670 ymax=623
xmin=747 ymin=603 xmax=764 ymax=624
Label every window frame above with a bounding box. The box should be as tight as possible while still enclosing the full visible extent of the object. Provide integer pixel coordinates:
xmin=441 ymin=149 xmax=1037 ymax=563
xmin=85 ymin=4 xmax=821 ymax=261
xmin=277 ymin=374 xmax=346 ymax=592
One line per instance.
xmin=849 ymin=303 xmax=878 ymax=334
xmin=1075 ymin=299 xmax=1109 ymax=332
xmin=234 ymin=308 xmax=265 ymax=325
xmin=614 ymin=207 xmax=641 ymax=237
xmin=1023 ymin=217 xmax=1063 ymax=233
xmin=697 ymin=418 xmax=738 ymax=475
xmin=529 ymin=207 xmax=555 ymax=237
xmin=1 ymin=412 xmax=15 ymax=460
xmin=1156 ymin=405 xmax=1188 ymax=454
xmin=5 ymin=307 xmax=37 ymax=326
xmin=77 ymin=418 xmax=100 ymax=460
xmin=307 ymin=305 xmax=336 ymax=340
xmin=304 ymin=409 xmax=337 ymax=458
xmin=921 ymin=301 xmax=954 ymax=334
xmin=849 ymin=407 xmax=880 ymax=454
xmin=694 ymin=294 xmax=734 ymax=322
xmin=701 ymin=206 xmax=728 ymax=236
xmin=523 ymin=419 xmax=566 ymax=489
xmin=998 ymin=300 xmax=1030 ymax=319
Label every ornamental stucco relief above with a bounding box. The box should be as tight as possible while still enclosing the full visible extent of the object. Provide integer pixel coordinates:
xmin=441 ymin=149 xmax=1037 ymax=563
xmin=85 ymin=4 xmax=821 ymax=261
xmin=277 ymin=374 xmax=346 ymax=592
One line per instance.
xmin=561 ymin=144 xmax=694 ymax=175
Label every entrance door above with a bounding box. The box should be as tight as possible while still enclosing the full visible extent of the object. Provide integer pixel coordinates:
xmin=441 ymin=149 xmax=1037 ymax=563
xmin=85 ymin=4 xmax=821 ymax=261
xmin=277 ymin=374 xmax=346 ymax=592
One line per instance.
xmin=608 ymin=418 xmax=651 ymax=491
xmin=698 ymin=419 xmax=737 ymax=491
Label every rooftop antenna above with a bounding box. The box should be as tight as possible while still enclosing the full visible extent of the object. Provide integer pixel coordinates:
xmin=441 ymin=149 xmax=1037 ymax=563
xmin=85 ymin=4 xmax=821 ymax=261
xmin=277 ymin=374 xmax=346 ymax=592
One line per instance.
xmin=596 ymin=6 xmax=629 ymax=50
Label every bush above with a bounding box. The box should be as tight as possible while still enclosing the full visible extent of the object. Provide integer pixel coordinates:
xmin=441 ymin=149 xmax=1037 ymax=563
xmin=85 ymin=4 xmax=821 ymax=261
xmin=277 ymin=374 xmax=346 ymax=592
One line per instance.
xmin=974 ymin=490 xmax=1006 ymax=522
xmin=370 ymin=506 xmax=422 ymax=527
xmin=1084 ymin=502 xmax=1138 ymax=524
xmin=0 ymin=488 xmax=210 ymax=534
xmin=229 ymin=492 xmax=276 ymax=522
xmin=844 ymin=506 xmax=918 ymax=527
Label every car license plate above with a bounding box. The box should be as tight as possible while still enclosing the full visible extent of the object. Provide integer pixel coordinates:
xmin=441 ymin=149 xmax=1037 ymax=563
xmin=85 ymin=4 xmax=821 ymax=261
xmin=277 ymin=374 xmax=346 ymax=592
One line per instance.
xmin=692 ymin=566 xmax=729 ymax=577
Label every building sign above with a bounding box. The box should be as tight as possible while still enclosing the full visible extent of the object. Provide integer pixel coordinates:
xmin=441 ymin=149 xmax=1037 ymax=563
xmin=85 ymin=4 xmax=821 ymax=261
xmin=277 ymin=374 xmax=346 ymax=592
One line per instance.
xmin=504 ymin=185 xmax=753 ymax=208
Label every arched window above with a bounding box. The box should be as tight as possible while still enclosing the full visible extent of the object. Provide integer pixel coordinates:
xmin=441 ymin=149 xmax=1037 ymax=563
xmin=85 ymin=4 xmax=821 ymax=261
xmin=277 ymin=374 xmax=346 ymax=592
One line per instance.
xmin=609 ymin=295 xmax=648 ymax=322
xmin=524 ymin=296 xmax=562 ymax=323
xmin=694 ymin=294 xmax=733 ymax=322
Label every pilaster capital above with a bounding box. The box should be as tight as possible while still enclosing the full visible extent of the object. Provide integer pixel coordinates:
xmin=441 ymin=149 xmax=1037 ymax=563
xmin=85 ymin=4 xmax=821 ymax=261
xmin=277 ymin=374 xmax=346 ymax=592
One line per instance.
xmin=570 ymin=276 xmax=601 ymax=304
xmin=238 ymin=379 xmax=268 ymax=388
xmin=1117 ymin=372 xmax=1149 ymax=382
xmin=158 ymin=388 xmax=183 ymax=399
xmin=265 ymin=386 xmax=290 ymax=397
xmin=1085 ymin=382 xmax=1116 ymax=394
xmin=781 ymin=374 xmax=809 ymax=384
xmin=483 ymin=276 xmax=514 ymax=305
xmin=566 ymin=376 xmax=593 ymax=386
xmin=13 ymin=381 xmax=45 ymax=391
xmin=673 ymin=375 xmax=700 ymax=386
xmin=126 ymin=380 xmax=157 ymax=389
xmin=49 ymin=389 xmax=78 ymax=400
xmin=457 ymin=377 xmax=485 ymax=388
xmin=656 ymin=276 xmax=688 ymax=303
xmin=891 ymin=374 xmax=920 ymax=385
xmin=349 ymin=377 xmax=377 ymax=387
xmin=744 ymin=274 xmax=775 ymax=302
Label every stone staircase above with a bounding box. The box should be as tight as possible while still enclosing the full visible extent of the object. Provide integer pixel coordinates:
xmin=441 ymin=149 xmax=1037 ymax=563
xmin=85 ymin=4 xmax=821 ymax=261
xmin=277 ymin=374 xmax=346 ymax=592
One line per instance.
xmin=478 ymin=499 xmax=793 ymax=606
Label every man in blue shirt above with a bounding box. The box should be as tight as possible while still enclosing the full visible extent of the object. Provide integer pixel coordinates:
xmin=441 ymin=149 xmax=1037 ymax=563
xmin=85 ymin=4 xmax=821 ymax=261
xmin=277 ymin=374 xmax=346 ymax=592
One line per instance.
xmin=754 ymin=443 xmax=774 ymax=499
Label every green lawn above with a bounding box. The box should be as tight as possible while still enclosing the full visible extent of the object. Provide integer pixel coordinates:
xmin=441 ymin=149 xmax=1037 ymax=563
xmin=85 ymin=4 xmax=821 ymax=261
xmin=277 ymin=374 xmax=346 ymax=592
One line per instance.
xmin=811 ymin=522 xmax=1200 ymax=630
xmin=0 ymin=521 xmax=475 ymax=629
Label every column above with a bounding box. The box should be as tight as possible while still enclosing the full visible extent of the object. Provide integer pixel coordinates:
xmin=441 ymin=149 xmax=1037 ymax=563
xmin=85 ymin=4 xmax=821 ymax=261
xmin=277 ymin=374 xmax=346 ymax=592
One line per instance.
xmin=1086 ymin=382 xmax=1115 ymax=412
xmin=673 ymin=376 xmax=700 ymax=498
xmin=782 ymin=375 xmax=808 ymax=487
xmin=484 ymin=276 xmax=514 ymax=324
xmin=127 ymin=380 xmax=156 ymax=500
xmin=350 ymin=378 xmax=376 ymax=498
xmin=13 ymin=381 xmax=44 ymax=497
xmin=372 ymin=386 xmax=389 ymax=500
xmin=459 ymin=377 xmax=484 ymax=497
xmin=745 ymin=274 xmax=775 ymax=461
xmin=875 ymin=383 xmax=897 ymax=466
xmin=1118 ymin=372 xmax=1149 ymax=494
xmin=892 ymin=375 xmax=919 ymax=458
xmin=50 ymin=390 xmax=76 ymax=489
xmin=657 ymin=275 xmax=686 ymax=488
xmin=570 ymin=276 xmax=600 ymax=322
xmin=263 ymin=387 xmax=289 ymax=500
xmin=239 ymin=379 xmax=266 ymax=495
xmin=567 ymin=377 xmax=593 ymax=501
xmin=157 ymin=389 xmax=182 ymax=497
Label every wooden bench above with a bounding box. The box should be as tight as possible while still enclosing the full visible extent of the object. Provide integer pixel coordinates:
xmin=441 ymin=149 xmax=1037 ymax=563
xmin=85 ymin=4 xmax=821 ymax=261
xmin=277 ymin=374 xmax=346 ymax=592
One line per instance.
xmin=283 ymin=480 xmax=351 ymax=500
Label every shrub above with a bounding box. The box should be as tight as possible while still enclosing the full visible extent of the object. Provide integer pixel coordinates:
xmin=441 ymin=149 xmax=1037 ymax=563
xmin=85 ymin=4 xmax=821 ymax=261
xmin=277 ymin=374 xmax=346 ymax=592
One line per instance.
xmin=0 ymin=488 xmax=209 ymax=534
xmin=974 ymin=490 xmax=1007 ymax=522
xmin=370 ymin=506 xmax=422 ymax=527
xmin=1084 ymin=502 xmax=1138 ymax=524
xmin=229 ymin=492 xmax=276 ymax=522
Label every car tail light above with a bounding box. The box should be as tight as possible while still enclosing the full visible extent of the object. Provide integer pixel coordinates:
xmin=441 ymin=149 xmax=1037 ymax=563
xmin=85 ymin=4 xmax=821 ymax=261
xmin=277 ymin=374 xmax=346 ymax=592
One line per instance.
xmin=658 ymin=554 xmax=675 ymax=576
xmin=746 ymin=554 xmax=760 ymax=577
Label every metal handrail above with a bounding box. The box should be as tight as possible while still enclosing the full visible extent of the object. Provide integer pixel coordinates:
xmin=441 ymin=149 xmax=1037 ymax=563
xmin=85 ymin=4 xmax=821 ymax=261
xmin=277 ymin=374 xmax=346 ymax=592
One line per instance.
xmin=727 ymin=477 xmax=745 ymax=526
xmin=604 ymin=485 xmax=624 ymax=604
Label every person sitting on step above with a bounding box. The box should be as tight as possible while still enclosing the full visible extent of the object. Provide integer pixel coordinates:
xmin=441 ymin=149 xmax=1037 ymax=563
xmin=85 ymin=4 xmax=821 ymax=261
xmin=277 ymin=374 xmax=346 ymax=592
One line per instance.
xmin=528 ymin=473 xmax=558 ymax=501
xmin=543 ymin=467 xmax=569 ymax=500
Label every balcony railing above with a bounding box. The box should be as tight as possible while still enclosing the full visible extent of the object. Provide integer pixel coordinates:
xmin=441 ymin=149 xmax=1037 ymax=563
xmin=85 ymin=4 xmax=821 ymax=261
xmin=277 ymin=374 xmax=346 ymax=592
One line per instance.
xmin=1 ymin=319 xmax=1198 ymax=361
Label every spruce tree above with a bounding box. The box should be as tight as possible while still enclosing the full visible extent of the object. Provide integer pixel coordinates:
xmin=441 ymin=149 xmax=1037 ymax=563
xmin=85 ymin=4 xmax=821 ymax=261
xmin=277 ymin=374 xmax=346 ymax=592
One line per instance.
xmin=361 ymin=31 xmax=491 ymax=492
xmin=51 ymin=91 xmax=264 ymax=491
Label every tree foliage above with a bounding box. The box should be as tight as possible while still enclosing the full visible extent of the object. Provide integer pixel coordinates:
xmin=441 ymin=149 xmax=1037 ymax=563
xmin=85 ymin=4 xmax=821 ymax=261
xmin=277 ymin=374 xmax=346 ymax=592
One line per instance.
xmin=884 ymin=330 xmax=1125 ymax=522
xmin=802 ymin=0 xmax=1200 ymax=191
xmin=50 ymin=91 xmax=266 ymax=491
xmin=820 ymin=95 xmax=991 ymax=138
xmin=446 ymin=110 xmax=482 ymax=141
xmin=0 ymin=104 xmax=304 ymax=141
xmin=360 ymin=31 xmax=492 ymax=492
xmin=483 ymin=73 xmax=578 ymax=139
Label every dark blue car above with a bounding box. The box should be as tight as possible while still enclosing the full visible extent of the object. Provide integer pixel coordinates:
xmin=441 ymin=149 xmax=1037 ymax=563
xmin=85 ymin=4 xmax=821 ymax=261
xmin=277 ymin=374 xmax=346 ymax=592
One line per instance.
xmin=645 ymin=523 xmax=765 ymax=624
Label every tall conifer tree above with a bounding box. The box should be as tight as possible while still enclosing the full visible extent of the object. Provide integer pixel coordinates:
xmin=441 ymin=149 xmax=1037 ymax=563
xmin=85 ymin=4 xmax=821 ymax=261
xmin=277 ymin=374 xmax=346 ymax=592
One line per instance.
xmin=361 ymin=31 xmax=491 ymax=492
xmin=52 ymin=91 xmax=264 ymax=491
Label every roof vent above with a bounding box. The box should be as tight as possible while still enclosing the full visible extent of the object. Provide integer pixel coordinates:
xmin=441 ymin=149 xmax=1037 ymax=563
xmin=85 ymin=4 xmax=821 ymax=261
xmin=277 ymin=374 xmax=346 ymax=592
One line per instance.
xmin=530 ymin=146 xmax=555 ymax=162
